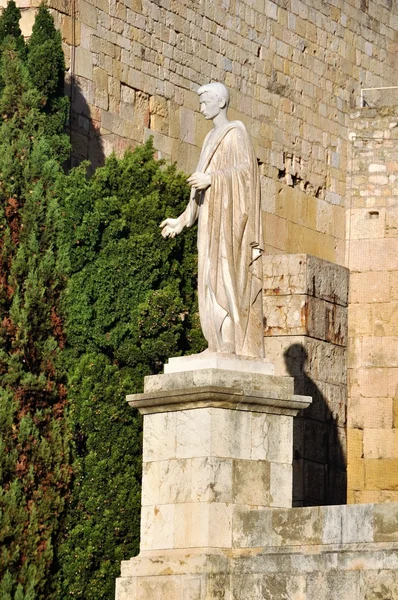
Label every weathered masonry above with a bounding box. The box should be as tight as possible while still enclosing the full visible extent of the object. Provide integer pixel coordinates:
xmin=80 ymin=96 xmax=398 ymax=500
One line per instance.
xmin=6 ymin=0 xmax=398 ymax=588
xmin=19 ymin=0 xmax=394 ymax=514
xmin=20 ymin=0 xmax=397 ymax=505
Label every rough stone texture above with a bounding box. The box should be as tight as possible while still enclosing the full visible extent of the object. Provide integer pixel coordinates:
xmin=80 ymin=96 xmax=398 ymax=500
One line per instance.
xmin=117 ymin=363 xmax=398 ymax=599
xmin=347 ymin=107 xmax=398 ymax=504
xmin=116 ymin=502 xmax=398 ymax=599
xmin=263 ymin=254 xmax=349 ymax=506
xmin=5 ymin=0 xmax=398 ymax=509
xmin=28 ymin=0 xmax=397 ymax=265
xmin=127 ymin=368 xmax=311 ymax=552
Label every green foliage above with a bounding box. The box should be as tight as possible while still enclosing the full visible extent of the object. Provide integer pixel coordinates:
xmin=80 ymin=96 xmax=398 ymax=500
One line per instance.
xmin=54 ymin=141 xmax=205 ymax=599
xmin=27 ymin=4 xmax=64 ymax=98
xmin=0 ymin=4 xmax=204 ymax=599
xmin=27 ymin=4 xmax=70 ymax=143
xmin=0 ymin=6 xmax=71 ymax=600
xmin=0 ymin=0 xmax=24 ymax=55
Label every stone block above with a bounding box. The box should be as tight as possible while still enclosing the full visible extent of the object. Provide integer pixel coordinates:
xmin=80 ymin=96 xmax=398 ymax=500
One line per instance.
xmin=306 ymin=571 xmax=361 ymax=600
xmin=175 ymin=408 xmax=214 ymax=459
xmin=60 ymin=14 xmax=81 ymax=45
xmin=348 ymin=238 xmax=398 ymax=272
xmin=79 ymin=0 xmax=97 ymax=29
xmin=348 ymin=456 xmax=365 ymax=492
xmin=373 ymin=503 xmax=398 ymax=542
xmin=149 ymin=95 xmax=168 ymax=135
xmin=341 ymin=504 xmax=374 ymax=543
xmin=321 ymin=505 xmax=343 ymax=544
xmin=264 ymin=294 xmax=347 ymax=345
xmin=177 ymin=407 xmax=255 ymax=460
xmin=264 ymin=336 xmax=346 ymax=385
xmin=251 ymin=413 xmax=292 ymax=463
xmin=363 ymin=570 xmax=398 ymax=600
xmin=302 ymin=460 xmax=327 ymax=505
xmin=136 ymin=575 xmax=181 ymax=600
xmin=349 ymin=207 xmax=386 ymax=240
xmin=142 ymin=367 xmax=295 ymax=400
xmin=347 ymin=396 xmax=393 ymax=429
xmin=115 ymin=576 xmax=136 ymax=600
xmin=143 ymin=457 xmax=235 ymax=506
xmin=232 ymin=506 xmax=274 ymax=548
xmin=143 ymin=412 xmax=177 ymax=462
xmin=363 ymin=429 xmax=398 ymax=459
xmin=347 ymin=428 xmax=363 ymax=459
xmin=270 ymin=463 xmax=292 ymax=507
xmin=179 ymin=106 xmax=195 ymax=145
xmin=263 ymin=254 xmax=349 ymax=306
xmin=263 ymin=213 xmax=288 ymax=252
xmin=231 ymin=573 xmax=306 ymax=600
xmin=354 ymin=490 xmax=398 ymax=503
xmin=364 ymin=459 xmax=398 ymax=490
xmin=361 ymin=336 xmax=398 ymax=368
xmin=173 ymin=502 xmax=232 ymax=548
xmin=140 ymin=503 xmax=174 ymax=551
xmin=349 ymin=367 xmax=389 ymax=399
xmin=232 ymin=459 xmax=270 ymax=505
xmin=389 ymin=271 xmax=398 ymax=300
xmin=75 ymin=46 xmax=93 ymax=80
xmin=348 ymin=303 xmax=374 ymax=337
xmin=271 ymin=507 xmax=323 ymax=546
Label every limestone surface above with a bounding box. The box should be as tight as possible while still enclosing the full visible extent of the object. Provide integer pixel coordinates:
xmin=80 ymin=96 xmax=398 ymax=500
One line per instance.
xmin=160 ymin=83 xmax=264 ymax=358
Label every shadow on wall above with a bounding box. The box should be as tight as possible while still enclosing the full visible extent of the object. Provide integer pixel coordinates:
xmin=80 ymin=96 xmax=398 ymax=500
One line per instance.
xmin=65 ymin=75 xmax=105 ymax=172
xmin=284 ymin=343 xmax=347 ymax=507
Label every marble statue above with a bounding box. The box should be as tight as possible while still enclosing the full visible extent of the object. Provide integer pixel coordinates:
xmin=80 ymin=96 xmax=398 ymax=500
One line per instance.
xmin=160 ymin=82 xmax=264 ymax=358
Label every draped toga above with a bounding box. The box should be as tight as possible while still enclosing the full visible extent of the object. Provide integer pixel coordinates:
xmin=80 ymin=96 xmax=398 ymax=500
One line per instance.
xmin=183 ymin=120 xmax=264 ymax=358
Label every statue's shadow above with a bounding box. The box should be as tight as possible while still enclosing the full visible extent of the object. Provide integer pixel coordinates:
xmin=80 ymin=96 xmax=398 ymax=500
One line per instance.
xmin=284 ymin=343 xmax=347 ymax=506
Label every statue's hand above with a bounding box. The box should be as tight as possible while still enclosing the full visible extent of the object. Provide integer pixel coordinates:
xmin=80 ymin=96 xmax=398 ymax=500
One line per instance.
xmin=187 ymin=172 xmax=211 ymax=190
xmin=160 ymin=217 xmax=184 ymax=239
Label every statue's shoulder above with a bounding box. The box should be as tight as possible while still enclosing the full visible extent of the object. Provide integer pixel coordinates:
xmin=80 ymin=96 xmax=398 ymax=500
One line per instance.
xmin=229 ymin=120 xmax=246 ymax=130
xmin=228 ymin=120 xmax=249 ymax=137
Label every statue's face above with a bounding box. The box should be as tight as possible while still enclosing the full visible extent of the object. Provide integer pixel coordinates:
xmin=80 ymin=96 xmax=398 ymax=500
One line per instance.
xmin=199 ymin=92 xmax=222 ymax=120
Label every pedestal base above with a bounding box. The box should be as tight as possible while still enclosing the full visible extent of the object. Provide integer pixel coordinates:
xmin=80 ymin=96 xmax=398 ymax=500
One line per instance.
xmin=119 ymin=361 xmax=312 ymax=598
xmin=164 ymin=351 xmax=274 ymax=375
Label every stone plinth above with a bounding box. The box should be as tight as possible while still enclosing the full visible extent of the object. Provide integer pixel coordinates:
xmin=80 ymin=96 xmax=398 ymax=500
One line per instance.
xmin=116 ymin=364 xmax=398 ymax=599
xmin=164 ymin=351 xmax=274 ymax=375
xmin=126 ymin=368 xmax=311 ymax=554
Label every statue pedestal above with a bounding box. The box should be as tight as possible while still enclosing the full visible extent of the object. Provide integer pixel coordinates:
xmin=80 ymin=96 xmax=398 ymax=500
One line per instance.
xmin=116 ymin=364 xmax=311 ymax=599
xmin=164 ymin=351 xmax=274 ymax=375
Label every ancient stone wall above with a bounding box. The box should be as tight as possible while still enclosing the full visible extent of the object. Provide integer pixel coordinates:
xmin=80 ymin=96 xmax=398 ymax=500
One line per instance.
xmin=6 ymin=0 xmax=398 ymax=505
xmin=41 ymin=0 xmax=398 ymax=266
xmin=347 ymin=107 xmax=398 ymax=503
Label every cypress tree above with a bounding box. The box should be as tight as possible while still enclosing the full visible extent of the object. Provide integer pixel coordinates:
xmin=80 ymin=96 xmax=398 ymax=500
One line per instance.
xmin=0 ymin=11 xmax=71 ymax=599
xmin=27 ymin=4 xmax=64 ymax=103
xmin=0 ymin=0 xmax=25 ymax=55
xmin=26 ymin=4 xmax=69 ymax=142
xmin=54 ymin=142 xmax=204 ymax=599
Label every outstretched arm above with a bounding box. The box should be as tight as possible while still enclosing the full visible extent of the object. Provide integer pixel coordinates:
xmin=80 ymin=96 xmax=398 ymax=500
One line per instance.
xmin=160 ymin=171 xmax=211 ymax=238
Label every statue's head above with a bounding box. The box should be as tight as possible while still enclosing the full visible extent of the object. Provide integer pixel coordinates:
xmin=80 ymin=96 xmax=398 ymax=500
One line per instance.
xmin=197 ymin=82 xmax=230 ymax=119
